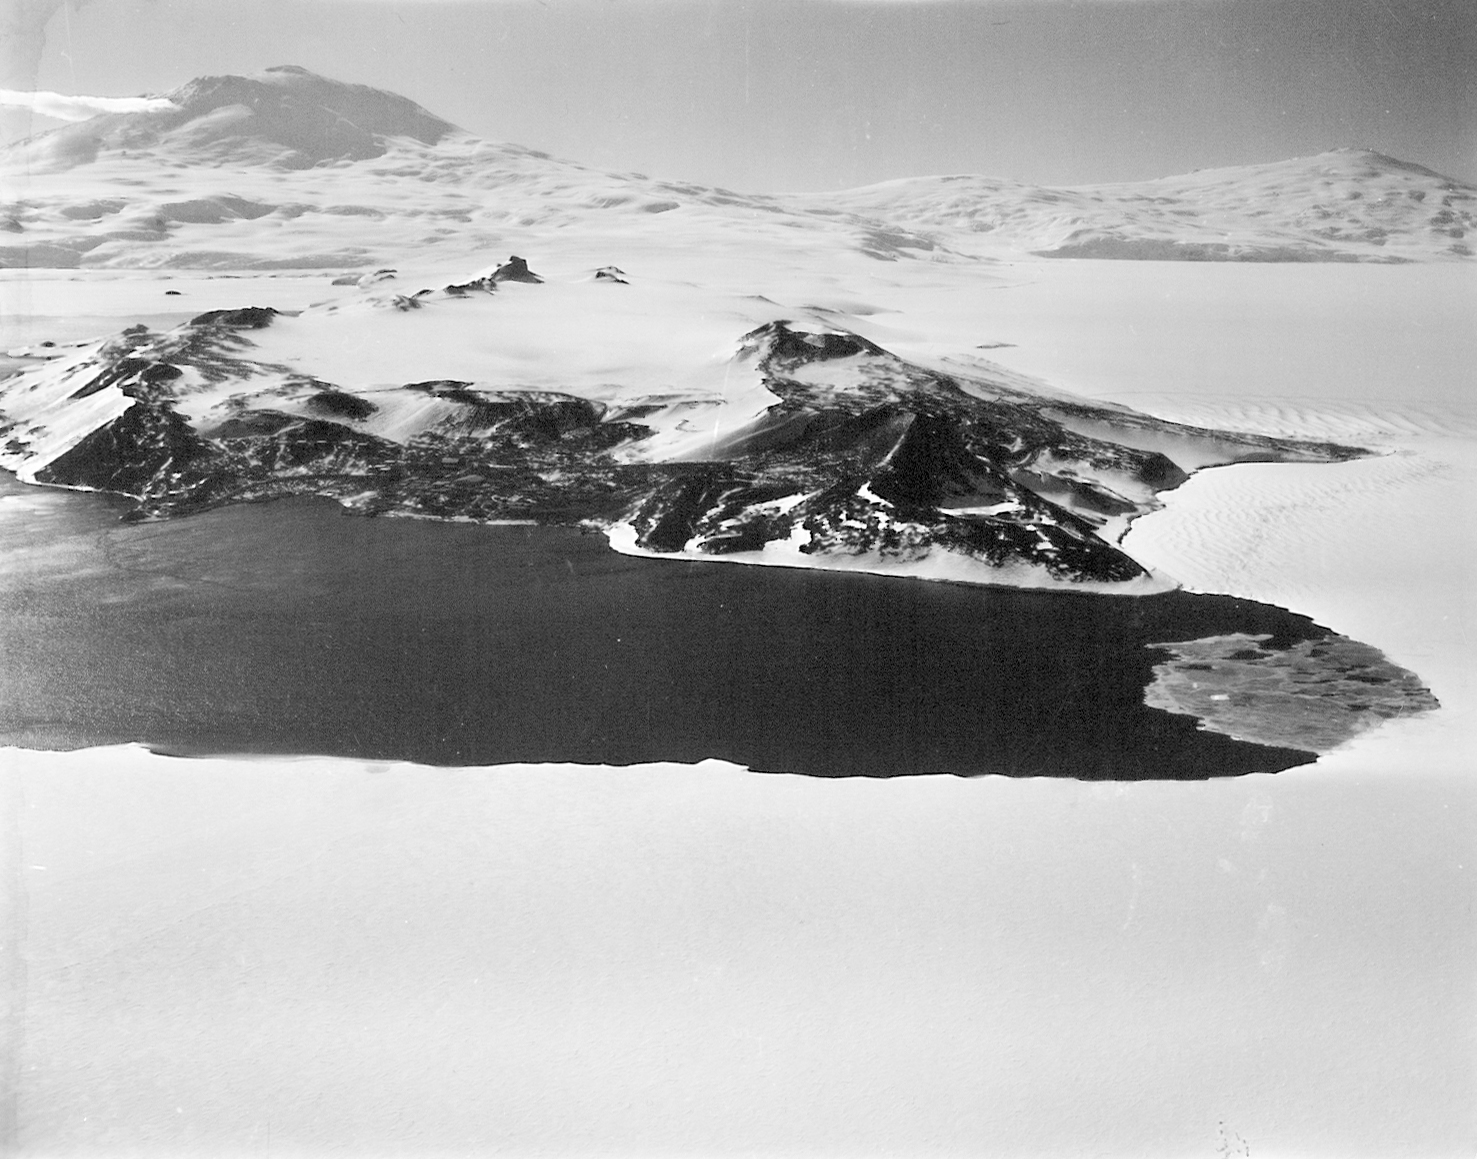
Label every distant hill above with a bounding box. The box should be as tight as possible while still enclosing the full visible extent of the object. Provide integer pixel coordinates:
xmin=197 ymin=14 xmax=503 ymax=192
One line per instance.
xmin=820 ymin=148 xmax=1476 ymax=263
xmin=1 ymin=67 xmax=1471 ymax=269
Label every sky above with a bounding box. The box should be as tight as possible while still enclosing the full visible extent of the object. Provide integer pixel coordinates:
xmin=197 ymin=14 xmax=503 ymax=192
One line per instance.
xmin=6 ymin=0 xmax=1477 ymax=193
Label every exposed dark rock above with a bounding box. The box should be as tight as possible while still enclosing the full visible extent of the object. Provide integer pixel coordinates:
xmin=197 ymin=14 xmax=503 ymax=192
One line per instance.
xmin=490 ymin=256 xmax=544 ymax=284
xmin=305 ymin=391 xmax=378 ymax=420
xmin=745 ymin=320 xmax=886 ymax=367
xmin=36 ymin=401 xmax=215 ymax=499
xmin=188 ymin=306 xmax=280 ymax=329
xmin=443 ymin=276 xmax=497 ymax=296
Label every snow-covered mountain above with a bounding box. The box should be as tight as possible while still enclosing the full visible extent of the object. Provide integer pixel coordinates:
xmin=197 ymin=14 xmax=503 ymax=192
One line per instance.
xmin=7 ymin=65 xmax=457 ymax=169
xmin=821 ymin=150 xmax=1477 ymax=263
xmin=1 ymin=66 xmax=1472 ymax=270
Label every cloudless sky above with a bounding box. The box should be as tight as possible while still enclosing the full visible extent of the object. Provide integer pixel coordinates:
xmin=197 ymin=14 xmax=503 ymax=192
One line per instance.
xmin=22 ymin=0 xmax=1477 ymax=190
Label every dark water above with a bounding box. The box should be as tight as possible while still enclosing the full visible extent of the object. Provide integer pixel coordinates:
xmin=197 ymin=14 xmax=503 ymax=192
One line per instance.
xmin=0 ymin=476 xmax=1322 ymax=778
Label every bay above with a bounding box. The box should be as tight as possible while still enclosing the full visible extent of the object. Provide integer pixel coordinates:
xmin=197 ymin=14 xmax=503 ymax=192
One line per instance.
xmin=0 ymin=473 xmax=1321 ymax=777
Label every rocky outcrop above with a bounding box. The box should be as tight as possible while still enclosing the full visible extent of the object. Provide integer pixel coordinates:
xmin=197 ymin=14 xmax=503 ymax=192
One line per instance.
xmin=616 ymin=320 xmax=1359 ymax=581
xmin=490 ymin=256 xmax=544 ymax=284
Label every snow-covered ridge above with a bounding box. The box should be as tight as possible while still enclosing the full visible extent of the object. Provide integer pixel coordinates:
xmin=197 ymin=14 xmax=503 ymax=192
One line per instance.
xmin=1 ymin=67 xmax=1471 ymax=270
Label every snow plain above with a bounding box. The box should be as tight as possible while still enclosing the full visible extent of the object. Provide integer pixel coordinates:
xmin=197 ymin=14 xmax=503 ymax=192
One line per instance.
xmin=2 ymin=253 xmax=1473 ymax=1157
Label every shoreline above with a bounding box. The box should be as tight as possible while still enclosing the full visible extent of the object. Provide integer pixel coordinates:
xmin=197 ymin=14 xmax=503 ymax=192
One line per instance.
xmin=601 ymin=516 xmax=1179 ymax=596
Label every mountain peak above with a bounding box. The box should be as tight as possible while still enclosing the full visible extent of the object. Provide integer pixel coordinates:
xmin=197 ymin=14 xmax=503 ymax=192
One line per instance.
xmin=165 ymin=66 xmax=454 ymax=141
xmin=8 ymin=66 xmax=459 ymax=172
xmin=1322 ymin=146 xmax=1454 ymax=181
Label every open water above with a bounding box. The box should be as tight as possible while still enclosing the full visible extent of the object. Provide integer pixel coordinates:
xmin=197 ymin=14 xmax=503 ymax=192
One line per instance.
xmin=0 ymin=473 xmax=1323 ymax=777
